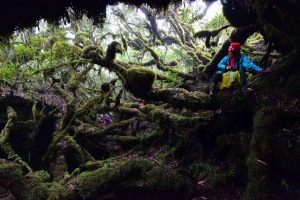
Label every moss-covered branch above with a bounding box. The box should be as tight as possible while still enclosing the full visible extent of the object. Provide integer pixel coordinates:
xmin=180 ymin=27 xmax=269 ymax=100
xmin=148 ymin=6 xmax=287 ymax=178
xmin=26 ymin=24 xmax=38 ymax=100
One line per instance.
xmin=194 ymin=25 xmax=230 ymax=48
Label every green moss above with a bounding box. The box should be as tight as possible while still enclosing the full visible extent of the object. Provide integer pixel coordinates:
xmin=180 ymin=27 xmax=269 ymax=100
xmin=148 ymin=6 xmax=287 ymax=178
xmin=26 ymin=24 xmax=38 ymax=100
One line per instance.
xmin=169 ymin=147 xmax=176 ymax=157
xmin=184 ymin=91 xmax=211 ymax=108
xmin=169 ymin=138 xmax=186 ymax=159
xmin=71 ymin=168 xmax=80 ymax=176
xmin=28 ymin=170 xmax=50 ymax=182
xmin=140 ymin=104 xmax=156 ymax=115
xmin=39 ymin=51 xmax=51 ymax=59
xmin=70 ymin=168 xmax=120 ymax=199
xmin=119 ymin=159 xmax=154 ymax=179
xmin=159 ymin=89 xmax=211 ymax=109
xmin=154 ymin=39 xmax=162 ymax=45
xmin=258 ymin=50 xmax=299 ymax=95
xmin=106 ymin=136 xmax=140 ymax=149
xmin=123 ymin=102 xmax=140 ymax=108
xmin=46 ymin=184 xmax=74 ymax=200
xmin=209 ymin=165 xmax=238 ymax=186
xmin=23 ymin=182 xmax=49 ymax=200
xmin=150 ymin=108 xmax=203 ymax=129
xmin=7 ymin=106 xmax=17 ymax=119
xmin=70 ymin=45 xmax=83 ymax=56
xmin=144 ymin=43 xmax=160 ymax=62
xmin=66 ymin=73 xmax=82 ymax=93
xmin=181 ymin=108 xmax=192 ymax=117
xmin=249 ymin=55 xmax=263 ymax=66
xmin=0 ymin=162 xmax=23 ymax=184
xmin=190 ymin=161 xmax=238 ymax=188
xmin=156 ymin=154 xmax=167 ymax=164
xmin=197 ymin=64 xmax=205 ymax=71
xmin=0 ymin=161 xmax=49 ymax=199
xmin=74 ymin=33 xmax=93 ymax=46
xmin=140 ymin=130 xmax=160 ymax=147
xmin=52 ymin=41 xmax=69 ymax=52
xmin=49 ymin=157 xmax=68 ymax=182
xmin=187 ymin=50 xmax=201 ymax=64
xmin=86 ymin=161 xmax=93 ymax=167
xmin=81 ymin=45 xmax=104 ymax=59
xmin=244 ymin=107 xmax=283 ymax=199
xmin=216 ymin=132 xmax=251 ymax=149
xmin=188 ymin=162 xmax=208 ymax=180
xmin=150 ymin=107 xmax=166 ymax=124
xmin=137 ymin=151 xmax=145 ymax=156
xmin=146 ymin=168 xmax=193 ymax=195
xmin=159 ymin=89 xmax=175 ymax=99
xmin=126 ymin=66 xmax=156 ymax=91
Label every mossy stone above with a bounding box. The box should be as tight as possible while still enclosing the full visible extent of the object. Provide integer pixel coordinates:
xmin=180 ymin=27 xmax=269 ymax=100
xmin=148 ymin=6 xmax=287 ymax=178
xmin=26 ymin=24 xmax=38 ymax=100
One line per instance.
xmin=126 ymin=66 xmax=156 ymax=91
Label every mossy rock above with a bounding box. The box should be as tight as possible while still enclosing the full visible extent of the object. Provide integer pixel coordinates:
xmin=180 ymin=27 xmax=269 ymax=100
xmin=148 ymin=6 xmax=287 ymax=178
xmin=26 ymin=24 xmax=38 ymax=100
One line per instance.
xmin=126 ymin=66 xmax=156 ymax=92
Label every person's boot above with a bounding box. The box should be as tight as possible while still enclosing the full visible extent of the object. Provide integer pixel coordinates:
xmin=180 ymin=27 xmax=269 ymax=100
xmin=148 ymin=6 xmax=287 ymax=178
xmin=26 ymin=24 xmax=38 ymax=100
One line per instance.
xmin=209 ymin=83 xmax=215 ymax=95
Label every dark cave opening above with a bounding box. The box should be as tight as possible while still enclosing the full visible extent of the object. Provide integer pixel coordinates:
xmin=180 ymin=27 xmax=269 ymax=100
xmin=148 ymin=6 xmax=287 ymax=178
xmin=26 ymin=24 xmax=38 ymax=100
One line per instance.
xmin=65 ymin=149 xmax=82 ymax=174
xmin=7 ymin=116 xmax=56 ymax=171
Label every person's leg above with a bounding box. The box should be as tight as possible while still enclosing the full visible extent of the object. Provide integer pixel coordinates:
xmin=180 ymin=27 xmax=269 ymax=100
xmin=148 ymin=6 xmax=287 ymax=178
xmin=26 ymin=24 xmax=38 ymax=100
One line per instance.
xmin=209 ymin=73 xmax=222 ymax=95
xmin=136 ymin=119 xmax=141 ymax=130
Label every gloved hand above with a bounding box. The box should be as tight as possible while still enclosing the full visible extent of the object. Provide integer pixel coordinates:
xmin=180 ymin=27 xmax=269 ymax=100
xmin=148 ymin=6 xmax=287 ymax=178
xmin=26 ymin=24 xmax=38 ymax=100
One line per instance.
xmin=260 ymin=67 xmax=274 ymax=74
xmin=266 ymin=67 xmax=274 ymax=73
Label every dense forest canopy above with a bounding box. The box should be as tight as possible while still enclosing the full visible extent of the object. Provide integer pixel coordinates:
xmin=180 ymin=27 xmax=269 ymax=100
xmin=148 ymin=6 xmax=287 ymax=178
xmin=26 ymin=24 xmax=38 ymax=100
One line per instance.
xmin=1 ymin=0 xmax=300 ymax=199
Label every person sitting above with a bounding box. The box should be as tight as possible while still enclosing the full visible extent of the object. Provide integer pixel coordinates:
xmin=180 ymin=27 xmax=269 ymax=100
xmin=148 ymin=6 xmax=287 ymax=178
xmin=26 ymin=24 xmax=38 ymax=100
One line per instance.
xmin=209 ymin=42 xmax=273 ymax=95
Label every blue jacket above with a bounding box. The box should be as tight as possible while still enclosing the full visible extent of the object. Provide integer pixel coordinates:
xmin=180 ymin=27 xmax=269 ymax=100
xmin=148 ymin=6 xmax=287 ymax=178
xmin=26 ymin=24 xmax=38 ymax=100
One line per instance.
xmin=217 ymin=54 xmax=263 ymax=88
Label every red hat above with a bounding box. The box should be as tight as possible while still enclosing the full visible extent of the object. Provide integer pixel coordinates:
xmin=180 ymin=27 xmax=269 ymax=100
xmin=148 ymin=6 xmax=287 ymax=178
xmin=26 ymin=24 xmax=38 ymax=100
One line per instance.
xmin=228 ymin=42 xmax=241 ymax=53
